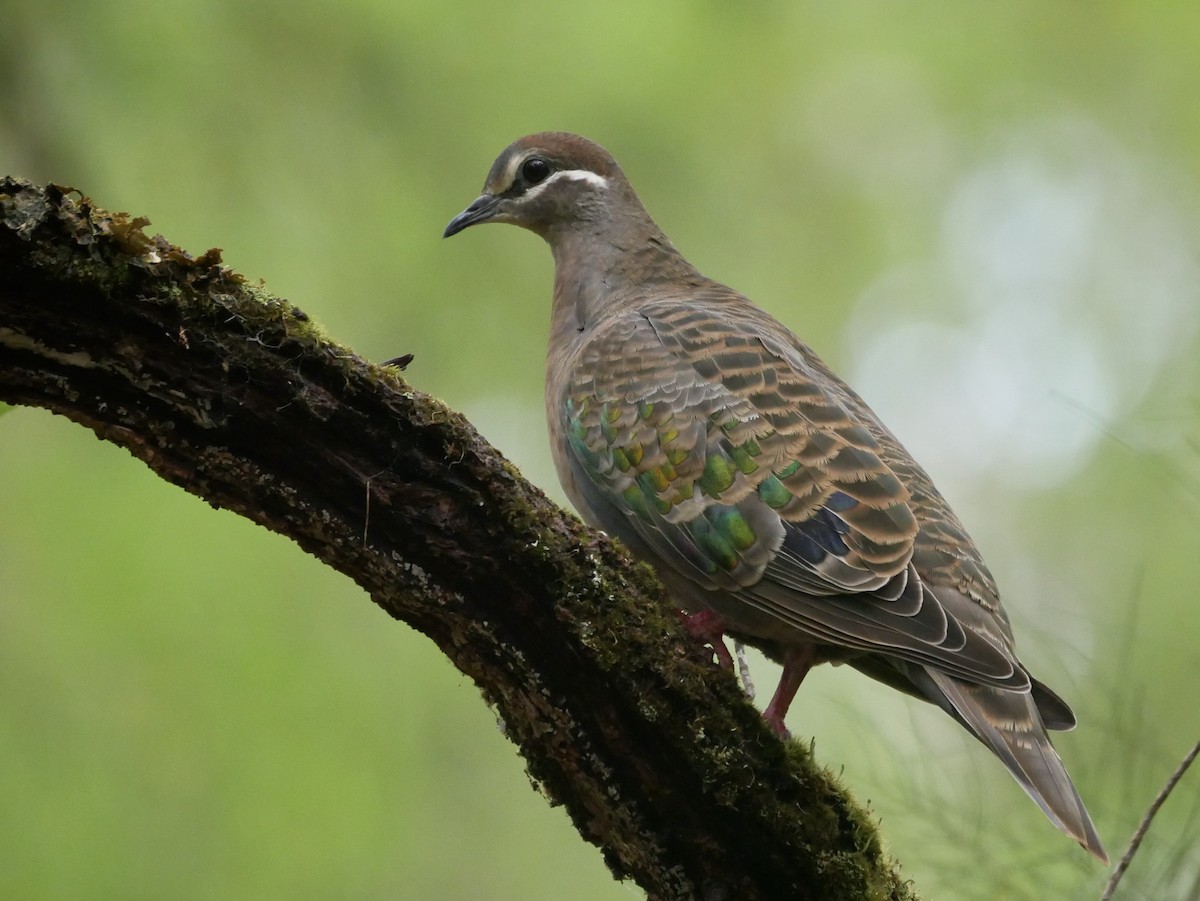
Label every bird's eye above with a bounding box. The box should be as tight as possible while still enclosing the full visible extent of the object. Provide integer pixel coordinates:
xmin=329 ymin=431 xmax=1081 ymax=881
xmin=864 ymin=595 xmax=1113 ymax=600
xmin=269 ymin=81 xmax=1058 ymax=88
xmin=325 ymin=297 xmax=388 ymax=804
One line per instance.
xmin=521 ymin=157 xmax=551 ymax=185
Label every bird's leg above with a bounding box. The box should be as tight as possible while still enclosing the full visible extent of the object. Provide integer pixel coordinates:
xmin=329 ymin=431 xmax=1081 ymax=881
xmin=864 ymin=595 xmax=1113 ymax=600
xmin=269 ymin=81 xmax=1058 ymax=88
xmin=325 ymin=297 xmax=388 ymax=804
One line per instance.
xmin=679 ymin=609 xmax=735 ymax=670
xmin=762 ymin=644 xmax=819 ymax=739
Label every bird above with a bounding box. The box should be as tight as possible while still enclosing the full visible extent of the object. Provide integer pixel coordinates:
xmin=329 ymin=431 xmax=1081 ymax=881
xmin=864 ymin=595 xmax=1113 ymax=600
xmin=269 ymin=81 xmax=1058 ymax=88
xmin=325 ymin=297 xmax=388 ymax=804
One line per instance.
xmin=443 ymin=131 xmax=1108 ymax=863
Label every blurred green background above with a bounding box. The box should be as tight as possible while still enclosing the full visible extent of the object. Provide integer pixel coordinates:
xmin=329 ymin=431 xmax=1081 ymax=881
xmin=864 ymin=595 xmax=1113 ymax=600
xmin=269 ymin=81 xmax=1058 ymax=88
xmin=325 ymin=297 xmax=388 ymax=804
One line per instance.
xmin=3 ymin=2 xmax=1200 ymax=898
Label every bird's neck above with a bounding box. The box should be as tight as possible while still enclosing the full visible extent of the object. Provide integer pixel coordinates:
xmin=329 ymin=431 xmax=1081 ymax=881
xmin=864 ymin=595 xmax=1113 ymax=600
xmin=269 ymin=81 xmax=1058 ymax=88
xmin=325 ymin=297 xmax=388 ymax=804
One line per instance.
xmin=547 ymin=216 xmax=701 ymax=344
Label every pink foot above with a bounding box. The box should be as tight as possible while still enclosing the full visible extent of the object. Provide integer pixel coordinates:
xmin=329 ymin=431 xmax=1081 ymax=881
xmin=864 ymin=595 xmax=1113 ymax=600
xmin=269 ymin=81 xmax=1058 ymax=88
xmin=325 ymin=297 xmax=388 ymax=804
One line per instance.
xmin=761 ymin=645 xmax=818 ymax=740
xmin=680 ymin=609 xmax=734 ymax=670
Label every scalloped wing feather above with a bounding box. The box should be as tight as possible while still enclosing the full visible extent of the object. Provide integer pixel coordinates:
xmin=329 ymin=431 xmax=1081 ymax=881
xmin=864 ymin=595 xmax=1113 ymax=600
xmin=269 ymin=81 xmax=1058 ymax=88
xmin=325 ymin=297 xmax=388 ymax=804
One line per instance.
xmin=556 ymin=293 xmax=1025 ymax=688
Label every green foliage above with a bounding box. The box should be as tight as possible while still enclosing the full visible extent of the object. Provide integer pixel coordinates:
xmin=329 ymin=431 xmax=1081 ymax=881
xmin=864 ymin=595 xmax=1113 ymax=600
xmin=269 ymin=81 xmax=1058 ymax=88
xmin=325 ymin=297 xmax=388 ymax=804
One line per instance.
xmin=3 ymin=1 xmax=1200 ymax=898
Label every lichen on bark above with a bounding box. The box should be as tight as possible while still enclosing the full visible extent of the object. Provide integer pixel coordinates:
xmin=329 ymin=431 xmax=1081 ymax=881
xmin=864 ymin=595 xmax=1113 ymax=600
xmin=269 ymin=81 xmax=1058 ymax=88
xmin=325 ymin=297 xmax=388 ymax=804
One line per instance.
xmin=0 ymin=177 xmax=916 ymax=901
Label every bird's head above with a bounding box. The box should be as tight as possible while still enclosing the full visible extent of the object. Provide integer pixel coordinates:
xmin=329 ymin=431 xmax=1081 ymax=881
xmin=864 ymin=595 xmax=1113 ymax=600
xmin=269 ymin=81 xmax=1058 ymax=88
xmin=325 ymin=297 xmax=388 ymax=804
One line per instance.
xmin=443 ymin=132 xmax=632 ymax=242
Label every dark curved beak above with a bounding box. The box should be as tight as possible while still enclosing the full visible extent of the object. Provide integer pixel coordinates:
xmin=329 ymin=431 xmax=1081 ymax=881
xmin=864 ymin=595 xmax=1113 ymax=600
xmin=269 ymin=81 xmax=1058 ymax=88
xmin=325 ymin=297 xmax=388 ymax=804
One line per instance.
xmin=443 ymin=193 xmax=501 ymax=238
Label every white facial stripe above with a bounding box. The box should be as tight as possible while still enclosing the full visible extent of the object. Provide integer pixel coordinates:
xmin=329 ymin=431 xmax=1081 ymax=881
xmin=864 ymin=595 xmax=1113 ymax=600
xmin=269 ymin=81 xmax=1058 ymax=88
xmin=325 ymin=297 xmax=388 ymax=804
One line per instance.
xmin=552 ymin=169 xmax=609 ymax=189
xmin=521 ymin=168 xmax=609 ymax=202
xmin=498 ymin=155 xmax=524 ymax=192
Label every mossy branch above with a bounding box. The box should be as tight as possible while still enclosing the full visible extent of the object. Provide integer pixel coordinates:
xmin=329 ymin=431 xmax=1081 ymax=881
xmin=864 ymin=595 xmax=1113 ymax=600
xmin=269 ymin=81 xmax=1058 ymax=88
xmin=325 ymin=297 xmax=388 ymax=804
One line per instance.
xmin=0 ymin=177 xmax=915 ymax=901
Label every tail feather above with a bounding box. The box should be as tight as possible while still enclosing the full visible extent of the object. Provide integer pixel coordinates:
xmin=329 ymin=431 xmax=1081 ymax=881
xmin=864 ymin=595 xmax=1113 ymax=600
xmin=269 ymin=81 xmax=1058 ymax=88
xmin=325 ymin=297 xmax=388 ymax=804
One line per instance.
xmin=1030 ymin=676 xmax=1077 ymax=731
xmin=922 ymin=668 xmax=1108 ymax=864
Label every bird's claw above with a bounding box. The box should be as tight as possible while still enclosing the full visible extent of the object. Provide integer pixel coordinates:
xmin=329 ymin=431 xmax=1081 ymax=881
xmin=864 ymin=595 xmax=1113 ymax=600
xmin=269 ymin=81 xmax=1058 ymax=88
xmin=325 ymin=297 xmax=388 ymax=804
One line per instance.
xmin=680 ymin=609 xmax=734 ymax=671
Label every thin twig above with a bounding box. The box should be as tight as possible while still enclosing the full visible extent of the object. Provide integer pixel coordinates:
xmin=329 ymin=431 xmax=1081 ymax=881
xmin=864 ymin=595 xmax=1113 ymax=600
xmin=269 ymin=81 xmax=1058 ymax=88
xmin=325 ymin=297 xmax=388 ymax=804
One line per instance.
xmin=734 ymin=640 xmax=755 ymax=701
xmin=363 ymin=477 xmax=372 ymax=547
xmin=1101 ymin=736 xmax=1200 ymax=900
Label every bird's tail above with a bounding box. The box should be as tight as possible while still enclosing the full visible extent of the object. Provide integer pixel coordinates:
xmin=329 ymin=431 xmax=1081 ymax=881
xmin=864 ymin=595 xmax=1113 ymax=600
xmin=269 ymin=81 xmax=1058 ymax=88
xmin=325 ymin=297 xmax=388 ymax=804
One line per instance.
xmin=922 ymin=668 xmax=1108 ymax=864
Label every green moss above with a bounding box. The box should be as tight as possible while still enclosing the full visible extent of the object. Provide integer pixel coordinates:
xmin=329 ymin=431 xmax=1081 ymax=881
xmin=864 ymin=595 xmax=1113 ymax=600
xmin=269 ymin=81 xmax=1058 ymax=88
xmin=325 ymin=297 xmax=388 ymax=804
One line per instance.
xmin=1 ymin=178 xmax=917 ymax=899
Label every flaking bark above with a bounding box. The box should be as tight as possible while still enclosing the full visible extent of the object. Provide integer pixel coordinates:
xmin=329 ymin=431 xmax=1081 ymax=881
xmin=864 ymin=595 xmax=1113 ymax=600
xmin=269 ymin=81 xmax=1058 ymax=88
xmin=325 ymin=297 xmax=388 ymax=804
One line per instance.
xmin=0 ymin=177 xmax=916 ymax=901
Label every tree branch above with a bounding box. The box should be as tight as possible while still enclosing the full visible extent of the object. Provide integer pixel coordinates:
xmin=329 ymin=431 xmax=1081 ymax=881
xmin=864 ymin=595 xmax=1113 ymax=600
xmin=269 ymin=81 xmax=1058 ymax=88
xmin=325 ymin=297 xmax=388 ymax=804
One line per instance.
xmin=0 ymin=178 xmax=914 ymax=901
